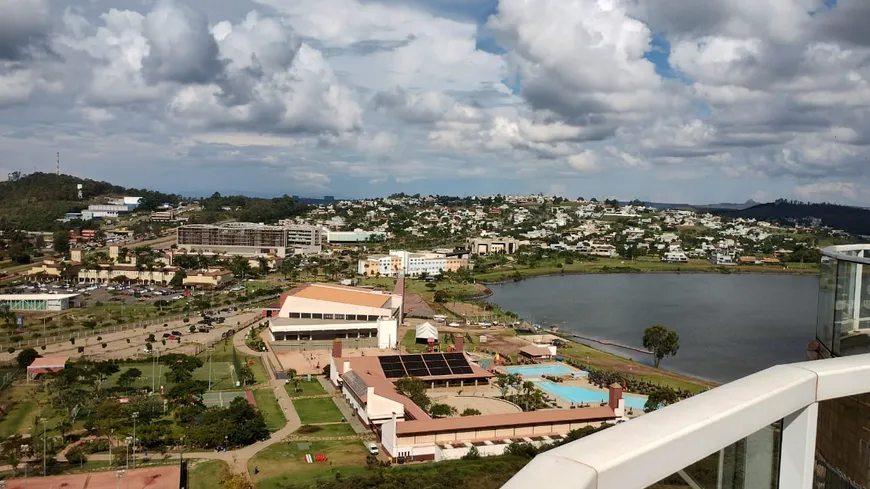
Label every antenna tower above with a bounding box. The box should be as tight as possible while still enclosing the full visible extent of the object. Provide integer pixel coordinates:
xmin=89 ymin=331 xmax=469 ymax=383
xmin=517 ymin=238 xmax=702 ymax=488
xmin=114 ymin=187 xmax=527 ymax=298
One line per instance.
xmin=56 ymin=152 xmax=60 ymax=175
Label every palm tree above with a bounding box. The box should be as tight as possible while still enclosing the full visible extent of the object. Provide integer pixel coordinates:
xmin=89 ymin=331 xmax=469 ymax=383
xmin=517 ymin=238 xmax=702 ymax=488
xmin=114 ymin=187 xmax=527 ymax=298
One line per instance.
xmin=522 ymin=381 xmax=535 ymax=411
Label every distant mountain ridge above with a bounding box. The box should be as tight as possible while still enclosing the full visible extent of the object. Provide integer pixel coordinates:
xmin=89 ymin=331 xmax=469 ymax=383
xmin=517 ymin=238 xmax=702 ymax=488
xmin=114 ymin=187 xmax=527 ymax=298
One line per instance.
xmin=710 ymin=200 xmax=870 ymax=236
xmin=638 ymin=199 xmax=758 ymax=211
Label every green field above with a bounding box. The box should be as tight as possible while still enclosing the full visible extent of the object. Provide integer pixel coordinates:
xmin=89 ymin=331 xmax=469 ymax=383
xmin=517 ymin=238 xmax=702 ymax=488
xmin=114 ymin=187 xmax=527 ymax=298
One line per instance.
xmin=249 ymin=439 xmax=368 ymax=489
xmin=0 ymin=395 xmax=37 ymax=438
xmin=252 ymin=389 xmax=286 ymax=432
xmin=292 ymin=397 xmax=343 ymax=424
xmin=285 ymin=379 xmax=327 ymax=398
xmin=190 ymin=459 xmax=230 ymax=489
xmin=303 ymin=422 xmax=355 ymax=438
xmin=106 ymin=361 xmax=237 ymax=392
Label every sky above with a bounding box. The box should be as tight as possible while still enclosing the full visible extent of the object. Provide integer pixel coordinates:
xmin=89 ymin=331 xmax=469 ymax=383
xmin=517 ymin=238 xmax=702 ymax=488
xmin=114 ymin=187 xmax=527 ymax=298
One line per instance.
xmin=0 ymin=0 xmax=869 ymax=204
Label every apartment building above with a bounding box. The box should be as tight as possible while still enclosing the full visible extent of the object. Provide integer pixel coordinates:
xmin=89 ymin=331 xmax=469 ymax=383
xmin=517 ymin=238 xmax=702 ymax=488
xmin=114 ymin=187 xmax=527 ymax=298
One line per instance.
xmin=468 ymin=237 xmax=529 ymax=255
xmin=177 ymin=222 xmax=322 ymax=257
xmin=357 ymin=250 xmax=469 ymax=277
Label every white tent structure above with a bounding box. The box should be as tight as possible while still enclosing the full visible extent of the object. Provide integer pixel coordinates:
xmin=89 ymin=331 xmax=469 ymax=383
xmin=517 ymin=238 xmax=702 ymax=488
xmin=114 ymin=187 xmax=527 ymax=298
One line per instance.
xmin=415 ymin=322 xmax=439 ymax=343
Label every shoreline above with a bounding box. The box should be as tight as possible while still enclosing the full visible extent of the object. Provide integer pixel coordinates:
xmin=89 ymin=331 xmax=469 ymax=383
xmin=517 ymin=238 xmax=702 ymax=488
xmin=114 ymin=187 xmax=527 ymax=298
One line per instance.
xmin=477 ymin=267 xmax=819 ymax=286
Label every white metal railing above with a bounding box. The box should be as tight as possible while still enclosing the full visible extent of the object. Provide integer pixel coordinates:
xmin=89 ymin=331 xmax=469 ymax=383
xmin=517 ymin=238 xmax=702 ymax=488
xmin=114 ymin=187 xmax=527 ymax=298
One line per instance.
xmin=502 ymin=353 xmax=870 ymax=489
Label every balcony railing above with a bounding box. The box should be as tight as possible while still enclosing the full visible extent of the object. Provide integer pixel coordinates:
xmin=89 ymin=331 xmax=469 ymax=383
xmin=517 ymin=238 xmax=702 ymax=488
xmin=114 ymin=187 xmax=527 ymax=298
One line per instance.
xmin=502 ymin=352 xmax=870 ymax=489
xmin=818 ymin=244 xmax=870 ymax=356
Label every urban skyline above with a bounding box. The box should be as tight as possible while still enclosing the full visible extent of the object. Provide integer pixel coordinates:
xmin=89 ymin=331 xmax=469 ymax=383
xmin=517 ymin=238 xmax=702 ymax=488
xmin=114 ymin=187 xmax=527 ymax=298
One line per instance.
xmin=1 ymin=0 xmax=868 ymax=205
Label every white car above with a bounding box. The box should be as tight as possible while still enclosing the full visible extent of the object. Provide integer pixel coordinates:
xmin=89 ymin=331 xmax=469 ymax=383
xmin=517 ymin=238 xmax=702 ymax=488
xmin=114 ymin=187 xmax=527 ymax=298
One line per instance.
xmin=366 ymin=442 xmax=379 ymax=455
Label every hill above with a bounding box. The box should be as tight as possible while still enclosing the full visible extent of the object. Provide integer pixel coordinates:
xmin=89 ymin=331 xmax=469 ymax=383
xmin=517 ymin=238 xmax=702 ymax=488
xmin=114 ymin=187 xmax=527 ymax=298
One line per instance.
xmin=0 ymin=173 xmax=181 ymax=231
xmin=711 ymin=200 xmax=870 ymax=236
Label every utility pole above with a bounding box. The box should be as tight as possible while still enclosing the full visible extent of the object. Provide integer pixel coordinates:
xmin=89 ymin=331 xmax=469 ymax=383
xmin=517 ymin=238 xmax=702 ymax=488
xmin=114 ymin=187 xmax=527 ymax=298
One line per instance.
xmin=40 ymin=418 xmax=46 ymax=477
xmin=56 ymin=152 xmax=59 ymax=176
xmin=208 ymin=346 xmax=214 ymax=390
xmin=131 ymin=412 xmax=139 ymax=469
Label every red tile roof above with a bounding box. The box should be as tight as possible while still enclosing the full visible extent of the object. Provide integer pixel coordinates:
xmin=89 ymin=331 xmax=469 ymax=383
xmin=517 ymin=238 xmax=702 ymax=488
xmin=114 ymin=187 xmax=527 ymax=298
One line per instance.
xmin=395 ymin=406 xmax=615 ymax=435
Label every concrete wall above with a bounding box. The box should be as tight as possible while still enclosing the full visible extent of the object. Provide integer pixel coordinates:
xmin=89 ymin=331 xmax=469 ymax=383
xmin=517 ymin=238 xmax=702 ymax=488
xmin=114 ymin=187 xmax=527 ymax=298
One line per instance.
xmin=366 ymin=392 xmax=404 ymax=425
xmin=279 ymin=296 xmax=391 ymax=318
xmin=376 ymin=319 xmax=398 ymax=349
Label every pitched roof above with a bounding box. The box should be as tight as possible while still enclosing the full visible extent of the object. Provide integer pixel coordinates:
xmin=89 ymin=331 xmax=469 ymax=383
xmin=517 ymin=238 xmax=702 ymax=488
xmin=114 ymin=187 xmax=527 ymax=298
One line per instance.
xmin=395 ymin=406 xmax=616 ymax=435
xmin=415 ymin=322 xmax=438 ymax=340
xmin=520 ymin=345 xmax=553 ymax=357
xmin=27 ymin=356 xmax=69 ymax=369
xmin=289 ymin=283 xmax=392 ymax=308
xmin=341 ymin=369 xmax=431 ymax=420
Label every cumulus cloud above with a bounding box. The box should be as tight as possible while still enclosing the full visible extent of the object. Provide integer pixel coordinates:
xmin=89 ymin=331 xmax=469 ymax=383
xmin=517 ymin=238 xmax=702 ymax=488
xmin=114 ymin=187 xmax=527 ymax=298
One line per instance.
xmin=0 ymin=0 xmax=53 ymax=61
xmin=794 ymin=182 xmax=859 ymax=202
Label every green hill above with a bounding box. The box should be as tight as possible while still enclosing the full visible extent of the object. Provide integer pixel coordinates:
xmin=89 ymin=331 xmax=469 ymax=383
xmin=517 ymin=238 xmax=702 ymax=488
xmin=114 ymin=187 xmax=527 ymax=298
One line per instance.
xmin=0 ymin=172 xmax=180 ymax=231
xmin=712 ymin=200 xmax=870 ymax=236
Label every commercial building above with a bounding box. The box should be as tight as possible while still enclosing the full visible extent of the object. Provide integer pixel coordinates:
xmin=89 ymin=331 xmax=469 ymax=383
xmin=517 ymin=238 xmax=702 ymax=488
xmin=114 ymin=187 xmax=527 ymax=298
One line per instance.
xmin=358 ymin=250 xmax=468 ymax=277
xmin=269 ymin=283 xmax=402 ymax=349
xmin=0 ymin=293 xmax=81 ymax=311
xmin=469 ymin=237 xmax=529 ymax=255
xmin=177 ymin=222 xmax=322 ymax=257
xmin=326 ymin=230 xmax=383 ymax=243
xmin=502 ymin=244 xmax=870 ymax=489
xmin=182 ymin=267 xmax=235 ymax=288
xmin=328 ymin=342 xmax=623 ymax=462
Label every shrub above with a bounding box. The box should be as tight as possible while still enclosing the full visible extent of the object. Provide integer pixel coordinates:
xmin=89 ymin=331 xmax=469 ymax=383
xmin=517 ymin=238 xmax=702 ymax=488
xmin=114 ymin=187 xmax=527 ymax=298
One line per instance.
xmin=9 ymin=335 xmax=22 ymax=343
xmin=77 ymin=346 xmax=84 ymax=353
xmin=461 ymin=446 xmax=481 ymax=460
xmin=182 ymin=318 xmax=189 ymax=323
xmin=83 ymin=320 xmax=97 ymax=329
xmin=126 ymin=339 xmax=130 ymax=343
xmin=161 ymin=339 xmax=166 ymax=345
xmin=6 ymin=347 xmax=14 ymax=354
xmin=41 ymin=345 xmax=46 ymax=351
xmin=70 ymin=337 xmax=75 ymax=345
xmin=297 ymin=425 xmax=322 ymax=434
xmin=97 ymin=336 xmax=102 ymax=341
xmin=66 ymin=446 xmax=87 ymax=465
xmin=82 ymin=439 xmax=110 ymax=454
xmin=102 ymin=343 xmax=107 ymax=348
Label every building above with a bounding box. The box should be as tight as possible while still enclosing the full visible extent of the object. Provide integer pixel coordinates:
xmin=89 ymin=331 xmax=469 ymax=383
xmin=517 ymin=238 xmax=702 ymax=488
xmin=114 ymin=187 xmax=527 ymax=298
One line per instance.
xmin=150 ymin=209 xmax=176 ymax=221
xmin=501 ymin=243 xmax=870 ymax=489
xmin=26 ymin=356 xmax=68 ymax=380
xmin=662 ymin=251 xmax=689 ymax=263
xmin=0 ymin=293 xmax=81 ymax=311
xmin=469 ymin=237 xmax=529 ymax=255
xmin=326 ymin=230 xmax=383 ymax=243
xmin=268 ymin=283 xmax=402 ymax=349
xmin=415 ymin=322 xmax=439 ymax=344
xmin=177 ymin=222 xmax=322 ymax=257
xmin=182 ymin=267 xmax=235 ymax=288
xmin=519 ymin=344 xmax=557 ymax=360
xmin=1 ymin=466 xmax=180 ymax=489
xmin=358 ymin=250 xmax=468 ymax=277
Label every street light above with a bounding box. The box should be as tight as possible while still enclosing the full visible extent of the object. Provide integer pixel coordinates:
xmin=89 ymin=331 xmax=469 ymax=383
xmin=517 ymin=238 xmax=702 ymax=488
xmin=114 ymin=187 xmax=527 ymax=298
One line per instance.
xmin=40 ymin=417 xmax=47 ymax=477
xmin=131 ymin=412 xmax=139 ymax=469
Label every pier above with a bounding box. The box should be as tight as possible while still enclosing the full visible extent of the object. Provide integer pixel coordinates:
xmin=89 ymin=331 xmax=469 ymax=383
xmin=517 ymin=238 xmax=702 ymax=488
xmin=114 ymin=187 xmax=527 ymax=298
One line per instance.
xmin=560 ymin=332 xmax=653 ymax=356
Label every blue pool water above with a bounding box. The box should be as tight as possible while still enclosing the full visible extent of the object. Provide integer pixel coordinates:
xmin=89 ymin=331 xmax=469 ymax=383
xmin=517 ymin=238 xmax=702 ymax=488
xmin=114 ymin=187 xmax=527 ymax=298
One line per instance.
xmin=535 ymin=380 xmax=648 ymax=410
xmin=503 ymin=364 xmax=579 ymax=377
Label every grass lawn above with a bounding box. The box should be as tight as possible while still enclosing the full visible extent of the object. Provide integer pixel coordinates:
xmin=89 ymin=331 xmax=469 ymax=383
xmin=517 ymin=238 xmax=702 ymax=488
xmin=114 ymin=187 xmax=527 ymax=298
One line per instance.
xmin=401 ymin=329 xmax=466 ymax=353
xmin=252 ymin=389 xmax=286 ymax=432
xmin=0 ymin=399 xmax=36 ymax=438
xmin=285 ymin=379 xmax=327 ymax=398
xmin=558 ymin=342 xmax=712 ymax=393
xmin=106 ymin=361 xmax=238 ymax=392
xmin=303 ymin=423 xmax=356 ymax=437
xmin=292 ymin=397 xmax=343 ymax=424
xmin=189 ymin=459 xmax=230 ymax=489
xmin=249 ymin=439 xmax=368 ymax=489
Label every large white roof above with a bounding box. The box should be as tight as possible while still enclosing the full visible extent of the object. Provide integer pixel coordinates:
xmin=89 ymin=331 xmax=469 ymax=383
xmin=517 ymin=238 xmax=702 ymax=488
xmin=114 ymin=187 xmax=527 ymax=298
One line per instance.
xmin=415 ymin=321 xmax=439 ymax=340
xmin=0 ymin=293 xmax=80 ymax=301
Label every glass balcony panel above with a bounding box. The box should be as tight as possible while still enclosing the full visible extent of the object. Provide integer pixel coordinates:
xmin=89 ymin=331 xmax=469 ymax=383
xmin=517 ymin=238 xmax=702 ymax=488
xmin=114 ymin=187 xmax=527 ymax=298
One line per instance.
xmin=835 ymin=260 xmax=870 ymax=356
xmin=646 ymin=421 xmax=782 ymax=489
xmin=817 ymin=255 xmax=837 ymax=353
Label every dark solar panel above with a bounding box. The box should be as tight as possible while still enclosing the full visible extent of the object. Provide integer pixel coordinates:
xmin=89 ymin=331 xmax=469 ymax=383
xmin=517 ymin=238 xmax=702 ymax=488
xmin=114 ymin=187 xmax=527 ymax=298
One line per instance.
xmin=423 ymin=354 xmax=447 ymax=362
xmin=446 ymin=359 xmax=468 ymax=367
xmin=406 ymin=368 xmax=429 ymax=377
xmin=403 ymin=355 xmax=424 ymax=363
xmin=379 ymin=355 xmax=402 ymax=363
xmin=428 ymin=367 xmax=451 ymax=376
xmin=383 ymin=369 xmax=406 ymax=378
xmin=403 ymin=362 xmax=428 ymax=371
xmin=452 ymin=366 xmax=474 ymax=374
xmin=425 ymin=360 xmax=448 ymax=369
xmin=443 ymin=353 xmax=464 ymax=360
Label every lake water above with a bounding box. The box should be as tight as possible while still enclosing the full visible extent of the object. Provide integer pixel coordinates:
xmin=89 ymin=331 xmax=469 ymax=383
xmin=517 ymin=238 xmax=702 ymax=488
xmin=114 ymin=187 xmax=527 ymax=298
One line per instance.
xmin=487 ymin=273 xmax=819 ymax=383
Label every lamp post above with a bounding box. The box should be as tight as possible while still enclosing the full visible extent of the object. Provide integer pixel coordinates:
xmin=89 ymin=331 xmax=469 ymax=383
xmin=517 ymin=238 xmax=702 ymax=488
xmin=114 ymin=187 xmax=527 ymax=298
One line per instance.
xmin=131 ymin=412 xmax=139 ymax=469
xmin=109 ymin=428 xmax=114 ymax=466
xmin=40 ymin=417 xmax=47 ymax=477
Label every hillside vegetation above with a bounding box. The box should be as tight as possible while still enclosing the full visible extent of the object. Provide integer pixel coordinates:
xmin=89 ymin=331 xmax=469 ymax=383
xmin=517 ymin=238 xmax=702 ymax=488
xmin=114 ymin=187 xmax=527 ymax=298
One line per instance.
xmin=713 ymin=200 xmax=870 ymax=236
xmin=0 ymin=173 xmax=180 ymax=231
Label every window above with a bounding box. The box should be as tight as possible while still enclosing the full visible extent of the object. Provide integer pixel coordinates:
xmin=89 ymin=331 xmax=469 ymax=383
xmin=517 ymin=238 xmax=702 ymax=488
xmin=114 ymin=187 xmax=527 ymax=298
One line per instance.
xmin=368 ymin=315 xmax=379 ymax=321
xmin=301 ymin=313 xmax=311 ymax=319
xmin=323 ymin=313 xmax=334 ymax=320
xmin=312 ymin=313 xmax=323 ymax=319
xmin=289 ymin=312 xmax=300 ymax=319
xmin=346 ymin=314 xmax=356 ymax=320
xmin=335 ymin=314 xmax=345 ymax=320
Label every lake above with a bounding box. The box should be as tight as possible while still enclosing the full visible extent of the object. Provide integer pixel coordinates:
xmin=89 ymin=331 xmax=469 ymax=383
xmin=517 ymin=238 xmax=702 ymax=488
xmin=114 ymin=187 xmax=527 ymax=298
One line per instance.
xmin=486 ymin=273 xmax=819 ymax=383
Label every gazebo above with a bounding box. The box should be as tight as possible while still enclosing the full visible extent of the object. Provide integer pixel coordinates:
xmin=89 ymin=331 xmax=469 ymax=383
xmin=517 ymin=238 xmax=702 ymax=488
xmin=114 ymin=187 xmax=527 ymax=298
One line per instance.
xmin=415 ymin=322 xmax=439 ymax=344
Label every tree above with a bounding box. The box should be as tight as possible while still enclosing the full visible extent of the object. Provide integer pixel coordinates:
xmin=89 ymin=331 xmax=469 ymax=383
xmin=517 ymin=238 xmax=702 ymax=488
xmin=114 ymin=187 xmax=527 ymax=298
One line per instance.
xmin=65 ymin=446 xmax=87 ymax=465
xmin=117 ymin=368 xmax=142 ymax=392
xmin=16 ymin=348 xmax=40 ymax=368
xmin=394 ymin=377 xmax=431 ymax=412
xmin=461 ymin=445 xmax=481 ymax=460
xmin=642 ymin=325 xmax=680 ymax=368
xmin=52 ymin=230 xmax=70 ymax=255
xmin=644 ymin=388 xmax=680 ymax=413
xmin=433 ymin=290 xmax=449 ymax=303
xmin=494 ymin=373 xmax=511 ymax=399
xmin=429 ymin=403 xmax=457 ymax=418
xmin=169 ymin=270 xmax=185 ymax=288
xmin=460 ymin=408 xmax=481 ymax=417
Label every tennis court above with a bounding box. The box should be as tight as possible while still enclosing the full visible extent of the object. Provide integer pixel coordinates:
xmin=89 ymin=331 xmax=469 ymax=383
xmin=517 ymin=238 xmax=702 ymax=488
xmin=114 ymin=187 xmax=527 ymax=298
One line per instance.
xmin=202 ymin=390 xmax=256 ymax=408
xmin=193 ymin=361 xmax=237 ymax=391
xmin=108 ymin=361 xmax=237 ymax=391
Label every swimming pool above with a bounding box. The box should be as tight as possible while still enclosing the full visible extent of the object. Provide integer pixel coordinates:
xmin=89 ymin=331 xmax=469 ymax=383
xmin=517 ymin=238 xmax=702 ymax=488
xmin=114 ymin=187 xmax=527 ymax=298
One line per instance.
xmin=535 ymin=380 xmax=648 ymax=411
xmin=503 ymin=364 xmax=581 ymax=377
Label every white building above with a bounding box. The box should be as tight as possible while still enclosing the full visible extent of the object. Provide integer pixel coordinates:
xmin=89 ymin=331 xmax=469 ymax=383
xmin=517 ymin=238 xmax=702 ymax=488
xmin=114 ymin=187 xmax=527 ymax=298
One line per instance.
xmin=662 ymin=251 xmax=689 ymax=263
xmin=357 ymin=251 xmax=468 ymax=277
xmin=269 ymin=283 xmax=401 ymax=349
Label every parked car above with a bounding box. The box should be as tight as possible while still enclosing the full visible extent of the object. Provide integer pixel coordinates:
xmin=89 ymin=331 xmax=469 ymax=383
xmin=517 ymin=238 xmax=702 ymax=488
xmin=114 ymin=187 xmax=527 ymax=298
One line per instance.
xmin=171 ymin=331 xmax=182 ymax=336
xmin=162 ymin=333 xmax=171 ymax=338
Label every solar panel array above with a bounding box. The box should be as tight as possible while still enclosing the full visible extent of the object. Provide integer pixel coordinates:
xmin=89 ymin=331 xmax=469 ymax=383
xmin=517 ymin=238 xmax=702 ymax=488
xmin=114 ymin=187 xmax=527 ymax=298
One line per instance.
xmin=377 ymin=353 xmax=476 ymax=378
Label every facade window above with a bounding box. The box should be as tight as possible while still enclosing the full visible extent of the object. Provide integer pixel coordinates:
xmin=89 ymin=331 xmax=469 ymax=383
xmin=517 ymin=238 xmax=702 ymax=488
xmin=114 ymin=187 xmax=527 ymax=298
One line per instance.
xmin=312 ymin=313 xmax=323 ymax=319
xmin=301 ymin=313 xmax=312 ymax=319
xmin=346 ymin=314 xmax=356 ymax=321
xmin=368 ymin=315 xmax=379 ymax=321
xmin=323 ymin=313 xmax=334 ymax=320
xmin=289 ymin=312 xmax=300 ymax=318
xmin=334 ymin=314 xmax=345 ymax=320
